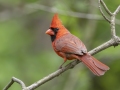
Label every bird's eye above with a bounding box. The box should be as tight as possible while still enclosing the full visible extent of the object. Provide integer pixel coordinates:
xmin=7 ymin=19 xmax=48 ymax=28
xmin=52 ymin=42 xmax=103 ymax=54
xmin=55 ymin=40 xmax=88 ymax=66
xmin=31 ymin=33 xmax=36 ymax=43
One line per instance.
xmin=54 ymin=28 xmax=59 ymax=31
xmin=50 ymin=27 xmax=59 ymax=33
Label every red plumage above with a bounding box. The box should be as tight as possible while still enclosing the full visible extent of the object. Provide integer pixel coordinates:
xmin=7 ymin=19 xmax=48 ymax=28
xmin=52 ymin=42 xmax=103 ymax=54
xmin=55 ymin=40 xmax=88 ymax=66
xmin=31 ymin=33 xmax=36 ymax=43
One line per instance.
xmin=46 ymin=13 xmax=109 ymax=76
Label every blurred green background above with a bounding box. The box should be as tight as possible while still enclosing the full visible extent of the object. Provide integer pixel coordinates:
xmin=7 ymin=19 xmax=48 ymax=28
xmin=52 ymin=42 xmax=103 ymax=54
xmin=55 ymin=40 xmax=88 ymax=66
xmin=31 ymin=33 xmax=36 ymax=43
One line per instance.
xmin=0 ymin=0 xmax=120 ymax=90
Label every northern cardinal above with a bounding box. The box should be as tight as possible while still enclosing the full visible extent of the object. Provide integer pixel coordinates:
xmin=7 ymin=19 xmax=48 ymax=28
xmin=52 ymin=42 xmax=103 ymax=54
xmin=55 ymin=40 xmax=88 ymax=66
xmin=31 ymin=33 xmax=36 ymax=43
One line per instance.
xmin=46 ymin=14 xmax=109 ymax=76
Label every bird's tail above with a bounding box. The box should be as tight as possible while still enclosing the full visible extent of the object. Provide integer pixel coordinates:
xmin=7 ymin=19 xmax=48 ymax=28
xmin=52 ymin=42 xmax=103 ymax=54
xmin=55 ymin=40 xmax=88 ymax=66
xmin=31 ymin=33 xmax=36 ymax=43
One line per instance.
xmin=78 ymin=53 xmax=110 ymax=76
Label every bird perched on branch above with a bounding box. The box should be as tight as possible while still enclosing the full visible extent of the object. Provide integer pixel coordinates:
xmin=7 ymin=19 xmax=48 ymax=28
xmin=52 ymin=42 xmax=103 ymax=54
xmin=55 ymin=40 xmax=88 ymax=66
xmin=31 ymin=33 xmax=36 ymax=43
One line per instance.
xmin=45 ymin=13 xmax=109 ymax=76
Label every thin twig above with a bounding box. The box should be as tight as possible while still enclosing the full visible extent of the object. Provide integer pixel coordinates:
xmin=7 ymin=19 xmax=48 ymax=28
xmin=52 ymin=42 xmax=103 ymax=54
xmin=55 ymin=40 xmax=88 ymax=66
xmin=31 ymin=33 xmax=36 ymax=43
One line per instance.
xmin=99 ymin=0 xmax=120 ymax=45
xmin=114 ymin=5 xmax=120 ymax=15
xmin=3 ymin=77 xmax=27 ymax=90
xmin=3 ymin=79 xmax=14 ymax=90
xmin=100 ymin=0 xmax=112 ymax=15
xmin=98 ymin=0 xmax=111 ymax=23
xmin=89 ymin=38 xmax=120 ymax=55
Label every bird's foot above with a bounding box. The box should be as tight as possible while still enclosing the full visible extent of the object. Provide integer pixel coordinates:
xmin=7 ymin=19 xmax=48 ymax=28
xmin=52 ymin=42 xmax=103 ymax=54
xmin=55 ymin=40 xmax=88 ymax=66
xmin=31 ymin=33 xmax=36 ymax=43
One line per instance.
xmin=59 ymin=65 xmax=63 ymax=69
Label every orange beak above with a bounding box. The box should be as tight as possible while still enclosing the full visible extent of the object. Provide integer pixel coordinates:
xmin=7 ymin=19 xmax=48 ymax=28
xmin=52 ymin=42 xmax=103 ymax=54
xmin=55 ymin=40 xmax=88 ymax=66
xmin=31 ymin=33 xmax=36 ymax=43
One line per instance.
xmin=45 ymin=29 xmax=54 ymax=35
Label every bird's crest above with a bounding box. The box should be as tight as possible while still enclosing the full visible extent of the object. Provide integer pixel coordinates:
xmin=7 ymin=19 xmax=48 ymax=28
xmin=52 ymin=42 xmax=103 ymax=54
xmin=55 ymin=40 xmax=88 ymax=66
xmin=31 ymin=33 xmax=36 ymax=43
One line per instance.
xmin=50 ymin=13 xmax=63 ymax=28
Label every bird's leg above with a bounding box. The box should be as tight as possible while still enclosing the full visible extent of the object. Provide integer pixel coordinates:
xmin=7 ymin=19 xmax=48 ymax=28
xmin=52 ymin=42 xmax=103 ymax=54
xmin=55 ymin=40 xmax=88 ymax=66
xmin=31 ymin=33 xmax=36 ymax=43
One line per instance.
xmin=59 ymin=61 xmax=66 ymax=69
xmin=59 ymin=58 xmax=67 ymax=69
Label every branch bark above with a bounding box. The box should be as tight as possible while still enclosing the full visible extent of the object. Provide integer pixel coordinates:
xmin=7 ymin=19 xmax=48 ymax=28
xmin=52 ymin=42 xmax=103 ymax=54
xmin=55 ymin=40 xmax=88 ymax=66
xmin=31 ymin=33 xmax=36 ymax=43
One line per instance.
xmin=3 ymin=0 xmax=120 ymax=90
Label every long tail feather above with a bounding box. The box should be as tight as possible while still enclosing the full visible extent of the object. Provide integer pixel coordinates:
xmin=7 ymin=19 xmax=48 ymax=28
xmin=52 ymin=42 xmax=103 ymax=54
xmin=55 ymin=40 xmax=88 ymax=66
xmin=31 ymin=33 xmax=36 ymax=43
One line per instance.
xmin=78 ymin=53 xmax=110 ymax=76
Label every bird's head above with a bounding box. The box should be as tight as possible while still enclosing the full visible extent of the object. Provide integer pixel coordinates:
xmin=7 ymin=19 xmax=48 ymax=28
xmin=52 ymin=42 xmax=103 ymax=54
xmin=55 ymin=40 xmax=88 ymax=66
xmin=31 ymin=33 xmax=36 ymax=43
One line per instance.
xmin=46 ymin=13 xmax=69 ymax=42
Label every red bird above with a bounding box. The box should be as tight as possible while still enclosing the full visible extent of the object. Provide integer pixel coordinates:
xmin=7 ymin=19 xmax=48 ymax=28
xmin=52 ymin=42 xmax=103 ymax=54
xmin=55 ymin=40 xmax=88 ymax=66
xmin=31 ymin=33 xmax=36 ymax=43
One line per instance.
xmin=46 ymin=14 xmax=109 ymax=76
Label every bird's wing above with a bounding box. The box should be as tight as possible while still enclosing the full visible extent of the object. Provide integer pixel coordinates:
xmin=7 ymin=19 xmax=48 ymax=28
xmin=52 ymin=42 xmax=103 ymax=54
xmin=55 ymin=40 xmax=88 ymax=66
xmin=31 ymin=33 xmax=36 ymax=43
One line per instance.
xmin=54 ymin=33 xmax=87 ymax=55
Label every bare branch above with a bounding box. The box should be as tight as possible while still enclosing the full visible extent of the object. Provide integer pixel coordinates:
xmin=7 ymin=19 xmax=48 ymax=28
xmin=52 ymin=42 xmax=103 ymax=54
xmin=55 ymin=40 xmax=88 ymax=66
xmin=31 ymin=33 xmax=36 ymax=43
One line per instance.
xmin=110 ymin=15 xmax=116 ymax=39
xmin=89 ymin=38 xmax=120 ymax=55
xmin=110 ymin=5 xmax=120 ymax=42
xmin=98 ymin=0 xmax=111 ymax=23
xmin=98 ymin=0 xmax=120 ymax=45
xmin=26 ymin=37 xmax=120 ymax=90
xmin=3 ymin=77 xmax=27 ymax=90
xmin=26 ymin=62 xmax=79 ymax=90
xmin=3 ymin=36 xmax=120 ymax=90
xmin=3 ymin=78 xmax=14 ymax=90
xmin=110 ymin=5 xmax=120 ymax=41
xmin=99 ymin=0 xmax=112 ymax=15
xmin=114 ymin=5 xmax=120 ymax=15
